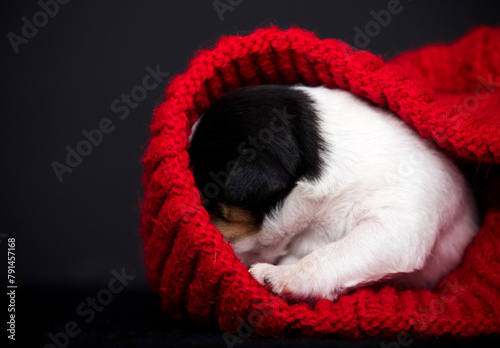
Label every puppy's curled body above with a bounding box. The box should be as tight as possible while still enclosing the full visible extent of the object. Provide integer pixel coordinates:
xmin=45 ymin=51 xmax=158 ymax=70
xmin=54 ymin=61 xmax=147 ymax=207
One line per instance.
xmin=188 ymin=85 xmax=479 ymax=301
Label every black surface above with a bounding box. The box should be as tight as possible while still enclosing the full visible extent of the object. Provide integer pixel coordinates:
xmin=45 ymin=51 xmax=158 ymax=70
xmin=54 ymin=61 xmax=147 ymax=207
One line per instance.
xmin=2 ymin=0 xmax=500 ymax=346
xmin=18 ymin=286 xmax=500 ymax=347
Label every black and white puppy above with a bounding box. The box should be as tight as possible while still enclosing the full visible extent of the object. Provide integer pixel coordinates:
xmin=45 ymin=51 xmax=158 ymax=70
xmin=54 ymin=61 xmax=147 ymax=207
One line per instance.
xmin=188 ymin=85 xmax=479 ymax=302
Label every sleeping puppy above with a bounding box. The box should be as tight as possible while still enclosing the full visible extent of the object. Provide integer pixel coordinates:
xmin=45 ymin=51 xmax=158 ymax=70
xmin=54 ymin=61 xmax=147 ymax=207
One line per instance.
xmin=188 ymin=85 xmax=479 ymax=302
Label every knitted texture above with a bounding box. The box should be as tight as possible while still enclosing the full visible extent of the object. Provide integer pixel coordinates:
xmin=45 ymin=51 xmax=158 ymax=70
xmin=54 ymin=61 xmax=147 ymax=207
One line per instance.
xmin=140 ymin=26 xmax=500 ymax=337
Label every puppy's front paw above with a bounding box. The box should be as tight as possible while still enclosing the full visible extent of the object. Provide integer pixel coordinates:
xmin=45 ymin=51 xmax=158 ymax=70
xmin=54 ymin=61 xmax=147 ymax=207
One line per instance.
xmin=249 ymin=263 xmax=308 ymax=300
xmin=249 ymin=262 xmax=341 ymax=301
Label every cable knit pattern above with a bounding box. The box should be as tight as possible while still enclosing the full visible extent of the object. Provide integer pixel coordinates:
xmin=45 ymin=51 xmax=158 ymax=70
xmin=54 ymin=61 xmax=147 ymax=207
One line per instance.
xmin=140 ymin=26 xmax=500 ymax=337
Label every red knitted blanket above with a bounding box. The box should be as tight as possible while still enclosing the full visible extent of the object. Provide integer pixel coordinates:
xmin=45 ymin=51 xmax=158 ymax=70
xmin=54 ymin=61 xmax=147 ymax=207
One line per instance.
xmin=140 ymin=26 xmax=500 ymax=338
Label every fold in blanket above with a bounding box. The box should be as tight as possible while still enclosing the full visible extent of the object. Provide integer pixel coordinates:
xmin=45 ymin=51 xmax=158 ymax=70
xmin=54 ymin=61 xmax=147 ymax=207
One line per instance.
xmin=140 ymin=26 xmax=500 ymax=337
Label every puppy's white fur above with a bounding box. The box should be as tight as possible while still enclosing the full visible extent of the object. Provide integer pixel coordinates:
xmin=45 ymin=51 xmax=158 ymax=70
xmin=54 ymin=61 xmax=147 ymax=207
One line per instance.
xmin=232 ymin=86 xmax=479 ymax=301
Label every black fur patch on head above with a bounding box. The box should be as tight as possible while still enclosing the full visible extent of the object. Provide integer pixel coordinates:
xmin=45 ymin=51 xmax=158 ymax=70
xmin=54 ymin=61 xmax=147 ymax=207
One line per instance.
xmin=188 ymin=85 xmax=324 ymax=223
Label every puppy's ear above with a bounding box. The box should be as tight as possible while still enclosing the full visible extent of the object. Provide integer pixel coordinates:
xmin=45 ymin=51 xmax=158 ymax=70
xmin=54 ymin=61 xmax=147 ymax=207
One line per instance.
xmin=223 ymin=152 xmax=298 ymax=207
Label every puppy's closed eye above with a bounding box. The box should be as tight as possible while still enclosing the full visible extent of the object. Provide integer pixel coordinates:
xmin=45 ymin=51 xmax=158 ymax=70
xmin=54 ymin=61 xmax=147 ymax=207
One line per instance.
xmin=212 ymin=204 xmax=259 ymax=242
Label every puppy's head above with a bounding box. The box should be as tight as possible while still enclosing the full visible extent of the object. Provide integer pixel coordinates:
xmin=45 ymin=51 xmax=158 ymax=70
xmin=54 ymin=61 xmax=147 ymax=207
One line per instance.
xmin=188 ymin=85 xmax=323 ymax=262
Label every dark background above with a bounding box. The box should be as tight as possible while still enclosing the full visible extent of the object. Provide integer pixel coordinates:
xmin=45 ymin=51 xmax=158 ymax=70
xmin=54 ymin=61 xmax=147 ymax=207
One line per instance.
xmin=2 ymin=0 xmax=499 ymax=347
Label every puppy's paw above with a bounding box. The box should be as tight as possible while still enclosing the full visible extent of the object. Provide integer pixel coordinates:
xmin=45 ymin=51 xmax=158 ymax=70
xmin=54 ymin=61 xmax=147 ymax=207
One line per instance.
xmin=249 ymin=262 xmax=341 ymax=301
xmin=249 ymin=263 xmax=311 ymax=300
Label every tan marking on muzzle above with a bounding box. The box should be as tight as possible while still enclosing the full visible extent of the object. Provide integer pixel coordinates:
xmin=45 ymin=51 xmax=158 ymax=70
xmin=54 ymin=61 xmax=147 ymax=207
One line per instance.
xmin=212 ymin=204 xmax=260 ymax=242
